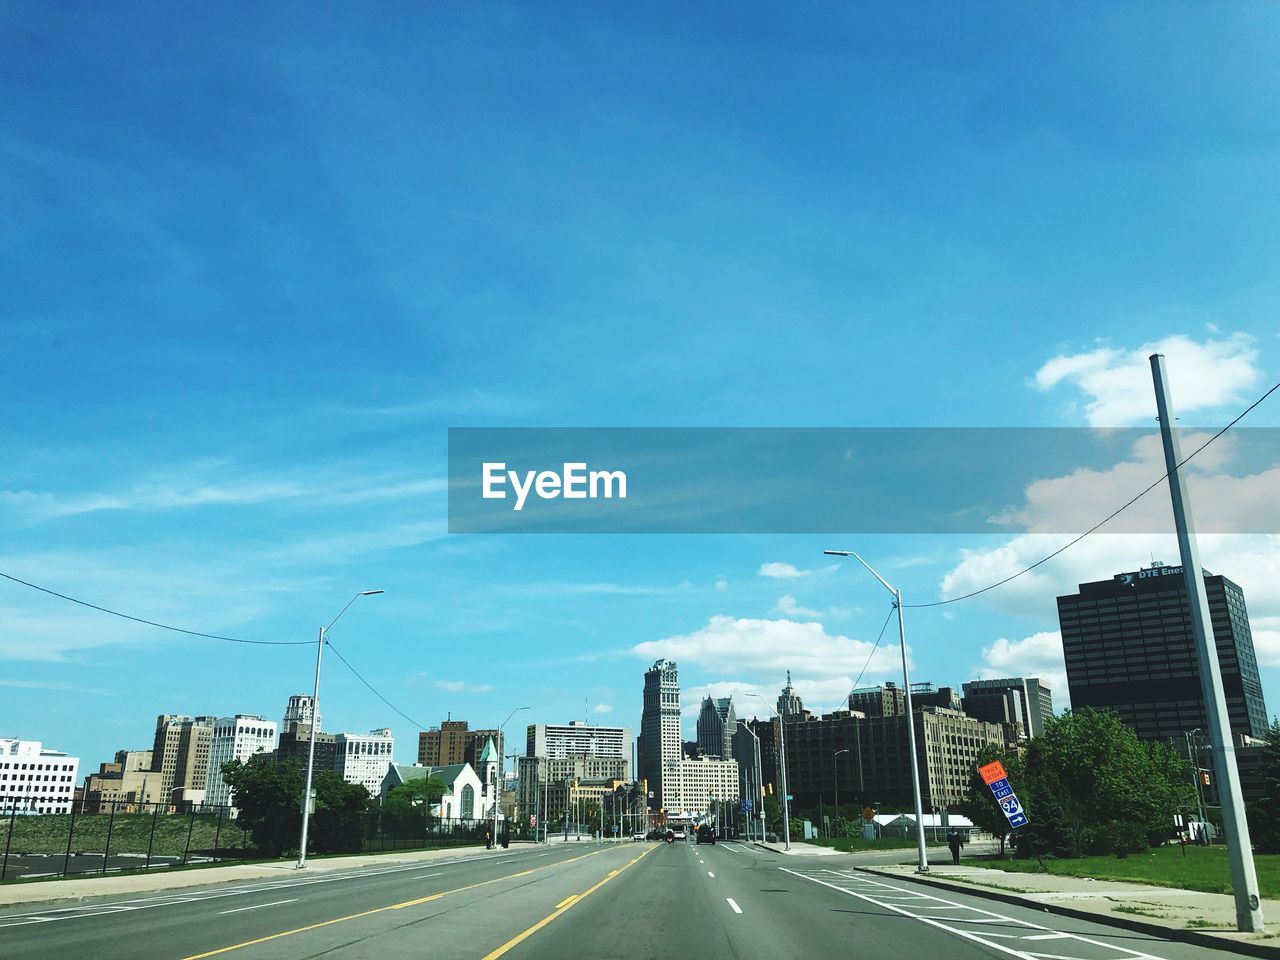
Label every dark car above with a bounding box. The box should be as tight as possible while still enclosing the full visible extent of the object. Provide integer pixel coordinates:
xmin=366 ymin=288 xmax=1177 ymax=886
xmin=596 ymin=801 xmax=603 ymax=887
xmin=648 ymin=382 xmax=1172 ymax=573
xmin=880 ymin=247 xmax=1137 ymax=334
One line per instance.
xmin=696 ymin=824 xmax=716 ymax=844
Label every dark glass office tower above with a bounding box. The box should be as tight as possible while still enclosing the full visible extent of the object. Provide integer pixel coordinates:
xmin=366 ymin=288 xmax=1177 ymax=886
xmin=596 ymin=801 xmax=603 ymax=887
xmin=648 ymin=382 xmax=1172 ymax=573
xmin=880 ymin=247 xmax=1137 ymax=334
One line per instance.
xmin=1059 ymin=563 xmax=1268 ymax=743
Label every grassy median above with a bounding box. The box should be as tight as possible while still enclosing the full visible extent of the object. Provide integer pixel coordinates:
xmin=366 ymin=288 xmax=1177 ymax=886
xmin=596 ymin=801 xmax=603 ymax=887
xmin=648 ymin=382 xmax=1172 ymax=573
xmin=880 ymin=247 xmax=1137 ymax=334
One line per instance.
xmin=965 ymin=845 xmax=1280 ymax=899
xmin=804 ymin=835 xmax=929 ymax=853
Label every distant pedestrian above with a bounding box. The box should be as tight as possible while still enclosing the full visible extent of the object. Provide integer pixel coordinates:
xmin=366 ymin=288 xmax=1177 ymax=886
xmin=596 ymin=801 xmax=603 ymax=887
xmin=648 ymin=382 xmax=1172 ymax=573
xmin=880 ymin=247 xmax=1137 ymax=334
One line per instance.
xmin=947 ymin=829 xmax=963 ymax=865
xmin=485 ymin=828 xmax=493 ymax=850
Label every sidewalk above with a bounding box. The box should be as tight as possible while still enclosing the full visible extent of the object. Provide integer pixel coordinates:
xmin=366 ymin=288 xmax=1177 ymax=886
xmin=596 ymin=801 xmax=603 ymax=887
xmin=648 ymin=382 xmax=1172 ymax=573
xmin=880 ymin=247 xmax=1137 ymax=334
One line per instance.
xmin=752 ymin=839 xmax=844 ymax=856
xmin=860 ymin=860 xmax=1280 ymax=958
xmin=0 ymin=844 xmax=492 ymax=909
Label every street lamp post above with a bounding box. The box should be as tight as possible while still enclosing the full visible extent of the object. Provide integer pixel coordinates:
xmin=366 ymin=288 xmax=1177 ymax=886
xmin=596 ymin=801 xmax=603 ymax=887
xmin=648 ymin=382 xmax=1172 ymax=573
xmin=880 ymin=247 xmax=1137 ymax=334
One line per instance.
xmin=297 ymin=590 xmax=383 ymax=869
xmin=833 ymin=749 xmax=850 ymax=821
xmin=748 ymin=692 xmax=791 ymax=851
xmin=492 ymin=706 xmax=530 ymax=849
xmin=824 ymin=549 xmax=929 ymax=873
xmin=1184 ymin=729 xmax=1207 ymax=833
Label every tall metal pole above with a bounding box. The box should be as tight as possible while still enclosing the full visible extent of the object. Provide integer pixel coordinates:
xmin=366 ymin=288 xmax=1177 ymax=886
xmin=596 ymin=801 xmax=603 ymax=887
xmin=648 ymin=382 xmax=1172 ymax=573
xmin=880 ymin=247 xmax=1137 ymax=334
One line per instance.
xmin=777 ymin=714 xmax=791 ymax=850
xmin=896 ymin=591 xmax=929 ymax=873
xmin=1151 ymin=353 xmax=1263 ymax=932
xmin=823 ymin=551 xmax=929 ymax=873
xmin=1184 ymin=729 xmax=1207 ymax=828
xmin=297 ymin=626 xmax=324 ymax=869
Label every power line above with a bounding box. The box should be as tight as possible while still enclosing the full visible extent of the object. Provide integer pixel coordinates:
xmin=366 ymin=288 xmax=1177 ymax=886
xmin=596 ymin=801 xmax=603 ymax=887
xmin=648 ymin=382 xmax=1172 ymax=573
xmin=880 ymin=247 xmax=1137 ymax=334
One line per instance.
xmin=325 ymin=639 xmax=429 ymax=731
xmin=907 ymin=376 xmax=1280 ymax=609
xmin=829 ymin=601 xmax=897 ymax=714
xmin=0 ymin=570 xmax=311 ymax=646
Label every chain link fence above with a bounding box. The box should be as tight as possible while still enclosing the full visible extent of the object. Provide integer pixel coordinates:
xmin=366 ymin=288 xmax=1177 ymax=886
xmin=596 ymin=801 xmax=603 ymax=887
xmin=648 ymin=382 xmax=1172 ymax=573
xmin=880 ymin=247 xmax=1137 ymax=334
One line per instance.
xmin=1 ymin=799 xmax=526 ymax=882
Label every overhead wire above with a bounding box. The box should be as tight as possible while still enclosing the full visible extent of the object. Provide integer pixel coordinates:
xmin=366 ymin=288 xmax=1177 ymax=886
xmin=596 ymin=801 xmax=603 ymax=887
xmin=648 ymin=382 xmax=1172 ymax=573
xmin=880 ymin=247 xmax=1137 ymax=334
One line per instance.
xmin=829 ymin=601 xmax=897 ymax=714
xmin=325 ymin=638 xmax=429 ymax=731
xmin=905 ymin=376 xmax=1280 ymax=609
xmin=0 ymin=570 xmax=311 ymax=645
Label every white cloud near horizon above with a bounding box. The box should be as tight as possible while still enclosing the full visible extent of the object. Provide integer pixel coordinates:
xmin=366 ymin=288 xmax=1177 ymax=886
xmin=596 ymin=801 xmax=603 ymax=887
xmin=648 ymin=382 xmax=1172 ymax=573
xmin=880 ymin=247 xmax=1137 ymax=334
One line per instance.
xmin=435 ymin=679 xmax=495 ymax=693
xmin=973 ymin=631 xmax=1069 ymax=703
xmin=632 ymin=615 xmax=906 ymax=681
xmin=758 ymin=562 xmax=809 ymax=580
xmin=1033 ymin=332 xmax=1261 ymax=427
xmin=773 ymin=595 xmax=823 ymax=619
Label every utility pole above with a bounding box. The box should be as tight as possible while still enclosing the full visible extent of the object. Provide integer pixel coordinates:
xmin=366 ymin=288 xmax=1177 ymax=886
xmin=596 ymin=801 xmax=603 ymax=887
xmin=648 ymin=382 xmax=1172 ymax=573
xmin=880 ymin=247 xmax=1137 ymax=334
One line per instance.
xmin=1151 ymin=353 xmax=1264 ymax=933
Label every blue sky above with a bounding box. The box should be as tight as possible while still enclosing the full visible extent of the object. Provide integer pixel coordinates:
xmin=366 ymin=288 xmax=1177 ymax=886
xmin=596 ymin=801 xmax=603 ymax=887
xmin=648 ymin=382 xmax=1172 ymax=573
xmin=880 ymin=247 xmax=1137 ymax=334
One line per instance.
xmin=2 ymin=4 xmax=1279 ymax=771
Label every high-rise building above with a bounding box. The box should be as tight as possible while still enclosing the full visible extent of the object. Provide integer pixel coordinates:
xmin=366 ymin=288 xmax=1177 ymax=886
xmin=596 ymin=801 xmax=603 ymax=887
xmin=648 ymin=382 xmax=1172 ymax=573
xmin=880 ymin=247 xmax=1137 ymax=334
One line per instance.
xmin=1059 ymin=564 xmax=1269 ymax=743
xmin=962 ymin=678 xmax=1054 ymax=737
xmin=732 ymin=721 xmax=764 ymax=823
xmin=640 ymin=659 xmax=681 ymax=810
xmin=777 ymin=671 xmax=805 ymax=720
xmin=417 ymin=720 xmax=502 ymax=769
xmin=909 ymin=683 xmax=962 ymax=711
xmin=526 ymin=721 xmax=631 ymax=760
xmin=661 ymin=757 xmax=739 ymax=817
xmin=82 ymin=750 xmax=155 ymax=812
xmin=782 ymin=706 xmax=1009 ymax=809
xmin=335 ymin=728 xmax=396 ymax=796
xmin=205 ymin=715 xmax=277 ymax=807
xmin=696 ymin=696 xmax=736 ymax=761
xmin=848 ymin=683 xmax=906 ymax=717
xmin=515 ymin=753 xmax=632 ymax=825
xmin=0 ymin=739 xmax=80 ymax=814
xmin=282 ymin=695 xmax=322 ymax=734
xmin=150 ymin=715 xmax=215 ymax=801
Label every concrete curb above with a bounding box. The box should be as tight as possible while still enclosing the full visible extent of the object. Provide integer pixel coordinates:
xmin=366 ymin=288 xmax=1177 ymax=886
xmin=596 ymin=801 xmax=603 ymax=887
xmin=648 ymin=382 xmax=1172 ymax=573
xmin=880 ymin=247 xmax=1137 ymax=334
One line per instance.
xmin=0 ymin=844 xmax=494 ymax=909
xmin=857 ymin=866 xmax=1280 ymax=960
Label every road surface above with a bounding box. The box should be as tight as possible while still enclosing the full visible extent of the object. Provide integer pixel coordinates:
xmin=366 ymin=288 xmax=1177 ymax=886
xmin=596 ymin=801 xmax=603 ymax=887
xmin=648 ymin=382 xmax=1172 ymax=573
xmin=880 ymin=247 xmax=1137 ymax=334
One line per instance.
xmin=0 ymin=840 xmax=1242 ymax=959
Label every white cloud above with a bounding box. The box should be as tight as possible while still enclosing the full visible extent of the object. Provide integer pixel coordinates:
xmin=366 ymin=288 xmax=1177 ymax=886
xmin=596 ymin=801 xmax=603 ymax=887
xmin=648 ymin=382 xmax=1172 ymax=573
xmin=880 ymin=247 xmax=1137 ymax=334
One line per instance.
xmin=974 ymin=632 xmax=1068 ymax=702
xmin=758 ymin=562 xmax=809 ymax=580
xmin=632 ymin=616 xmax=906 ymax=680
xmin=592 ymin=703 xmax=614 ymax=714
xmin=773 ymin=595 xmax=823 ymax=619
xmin=1033 ymin=332 xmax=1261 ymax=427
xmin=435 ymin=679 xmax=495 ymax=693
xmin=714 ymin=579 xmax=728 ymax=591
xmin=1250 ymin=616 xmax=1280 ymax=668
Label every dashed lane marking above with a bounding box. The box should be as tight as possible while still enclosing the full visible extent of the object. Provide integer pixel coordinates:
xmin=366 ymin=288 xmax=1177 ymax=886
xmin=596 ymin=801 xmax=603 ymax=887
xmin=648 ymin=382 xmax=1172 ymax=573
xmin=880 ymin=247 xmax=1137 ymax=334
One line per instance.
xmin=726 ymin=898 xmax=742 ymax=914
xmin=217 ymin=899 xmax=298 ymax=916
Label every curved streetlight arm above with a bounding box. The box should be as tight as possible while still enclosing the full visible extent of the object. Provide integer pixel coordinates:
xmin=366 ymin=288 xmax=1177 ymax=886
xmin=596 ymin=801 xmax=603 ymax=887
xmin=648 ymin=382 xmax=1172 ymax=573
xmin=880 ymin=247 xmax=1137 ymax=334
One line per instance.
xmin=324 ymin=589 xmax=385 ymax=635
xmin=824 ymin=550 xmax=896 ymax=597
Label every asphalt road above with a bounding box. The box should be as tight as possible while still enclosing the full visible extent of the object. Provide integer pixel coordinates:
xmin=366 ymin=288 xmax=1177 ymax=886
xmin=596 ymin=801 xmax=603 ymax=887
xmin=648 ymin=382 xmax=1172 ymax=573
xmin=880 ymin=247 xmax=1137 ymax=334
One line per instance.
xmin=0 ymin=839 xmax=1249 ymax=959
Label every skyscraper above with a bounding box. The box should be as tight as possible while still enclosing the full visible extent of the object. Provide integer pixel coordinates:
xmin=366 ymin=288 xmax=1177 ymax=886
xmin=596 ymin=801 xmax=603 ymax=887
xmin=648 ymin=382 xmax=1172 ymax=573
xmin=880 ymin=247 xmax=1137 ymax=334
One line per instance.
xmin=205 ymin=715 xmax=277 ymax=807
xmin=150 ymin=715 xmax=215 ymax=801
xmin=962 ymin=678 xmax=1053 ymax=737
xmin=526 ymin=721 xmax=632 ymax=761
xmin=696 ymin=696 xmax=736 ymax=761
xmin=282 ymin=695 xmax=321 ymax=734
xmin=640 ymin=658 xmax=680 ymax=810
xmin=1059 ymin=563 xmax=1269 ymax=743
xmin=777 ymin=671 xmax=805 ymax=720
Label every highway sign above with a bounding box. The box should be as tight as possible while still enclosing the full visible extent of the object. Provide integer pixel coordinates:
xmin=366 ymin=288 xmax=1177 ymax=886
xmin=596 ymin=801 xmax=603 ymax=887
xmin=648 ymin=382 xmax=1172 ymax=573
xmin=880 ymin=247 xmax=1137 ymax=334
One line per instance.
xmin=862 ymin=806 xmax=875 ymax=822
xmin=980 ymin=761 xmax=1029 ymax=830
xmin=740 ymin=798 xmax=754 ymax=814
xmin=978 ymin=760 xmax=1007 ymax=785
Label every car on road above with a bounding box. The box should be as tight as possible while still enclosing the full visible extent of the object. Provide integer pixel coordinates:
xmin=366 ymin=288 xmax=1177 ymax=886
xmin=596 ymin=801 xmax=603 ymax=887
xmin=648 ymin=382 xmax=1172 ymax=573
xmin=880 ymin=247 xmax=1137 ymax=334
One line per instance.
xmin=696 ymin=825 xmax=715 ymax=844
xmin=671 ymin=829 xmax=686 ymax=841
xmin=631 ymin=832 xmax=647 ymax=841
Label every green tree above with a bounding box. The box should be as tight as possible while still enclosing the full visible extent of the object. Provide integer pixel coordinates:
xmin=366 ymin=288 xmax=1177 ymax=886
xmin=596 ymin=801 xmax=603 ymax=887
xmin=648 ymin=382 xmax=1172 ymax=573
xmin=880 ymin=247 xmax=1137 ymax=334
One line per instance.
xmin=956 ymin=743 xmax=1024 ymax=856
xmin=1247 ymin=718 xmax=1280 ymax=853
xmin=383 ymin=776 xmax=448 ymax=817
xmin=1014 ymin=709 xmax=1193 ymax=859
xmin=221 ymin=759 xmax=374 ymax=857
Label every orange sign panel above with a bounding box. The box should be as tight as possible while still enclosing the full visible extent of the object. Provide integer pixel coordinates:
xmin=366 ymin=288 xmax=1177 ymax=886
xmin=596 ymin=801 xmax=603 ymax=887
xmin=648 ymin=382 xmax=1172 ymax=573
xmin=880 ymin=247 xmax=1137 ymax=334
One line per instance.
xmin=978 ymin=760 xmax=1007 ymax=785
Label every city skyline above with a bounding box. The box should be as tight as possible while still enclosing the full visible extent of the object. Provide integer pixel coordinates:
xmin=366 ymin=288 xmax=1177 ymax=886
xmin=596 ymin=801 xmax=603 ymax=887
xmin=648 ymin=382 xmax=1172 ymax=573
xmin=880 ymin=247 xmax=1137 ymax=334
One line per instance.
xmin=2 ymin=3 xmax=1280 ymax=780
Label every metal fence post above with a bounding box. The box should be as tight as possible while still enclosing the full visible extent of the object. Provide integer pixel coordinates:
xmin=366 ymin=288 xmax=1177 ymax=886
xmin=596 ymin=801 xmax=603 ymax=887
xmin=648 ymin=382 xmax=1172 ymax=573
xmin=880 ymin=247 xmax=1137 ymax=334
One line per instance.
xmin=1 ymin=798 xmax=16 ymax=881
xmin=213 ymin=806 xmax=224 ymax=858
xmin=101 ymin=801 xmax=118 ymax=875
xmin=62 ymin=799 xmax=79 ymax=877
xmin=144 ymin=802 xmax=160 ymax=870
xmin=182 ymin=807 xmax=196 ymax=865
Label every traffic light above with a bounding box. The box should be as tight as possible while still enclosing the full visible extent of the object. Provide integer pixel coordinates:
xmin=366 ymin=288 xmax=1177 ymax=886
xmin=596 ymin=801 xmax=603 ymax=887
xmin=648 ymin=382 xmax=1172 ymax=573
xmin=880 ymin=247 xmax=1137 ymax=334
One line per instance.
xmin=1200 ymin=771 xmax=1211 ymax=787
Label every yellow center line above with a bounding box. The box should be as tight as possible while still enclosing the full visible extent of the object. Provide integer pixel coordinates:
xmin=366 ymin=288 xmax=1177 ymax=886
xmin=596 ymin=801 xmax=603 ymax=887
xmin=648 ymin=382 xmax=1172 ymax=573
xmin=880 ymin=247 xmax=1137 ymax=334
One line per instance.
xmin=180 ymin=848 xmax=610 ymax=960
xmin=479 ymin=845 xmax=656 ymax=960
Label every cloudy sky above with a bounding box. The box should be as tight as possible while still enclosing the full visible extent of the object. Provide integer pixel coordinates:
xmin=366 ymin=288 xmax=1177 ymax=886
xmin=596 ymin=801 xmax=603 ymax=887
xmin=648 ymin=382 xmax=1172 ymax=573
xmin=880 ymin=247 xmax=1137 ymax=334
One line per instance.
xmin=2 ymin=4 xmax=1279 ymax=769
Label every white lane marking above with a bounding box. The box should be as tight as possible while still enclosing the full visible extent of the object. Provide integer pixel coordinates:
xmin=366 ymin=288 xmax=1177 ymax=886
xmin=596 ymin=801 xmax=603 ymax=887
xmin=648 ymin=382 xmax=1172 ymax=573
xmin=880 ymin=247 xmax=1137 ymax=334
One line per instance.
xmin=717 ymin=843 xmax=743 ymax=855
xmin=0 ymin=849 xmax=547 ymax=929
xmin=1024 ymin=934 xmax=1071 ymax=941
xmin=217 ymin=898 xmax=298 ymax=916
xmin=707 ymin=872 xmax=715 ymax=878
xmin=726 ymin=898 xmax=742 ymax=914
xmin=782 ymin=869 xmax=1168 ymax=960
xmin=412 ymin=871 xmax=444 ymax=879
